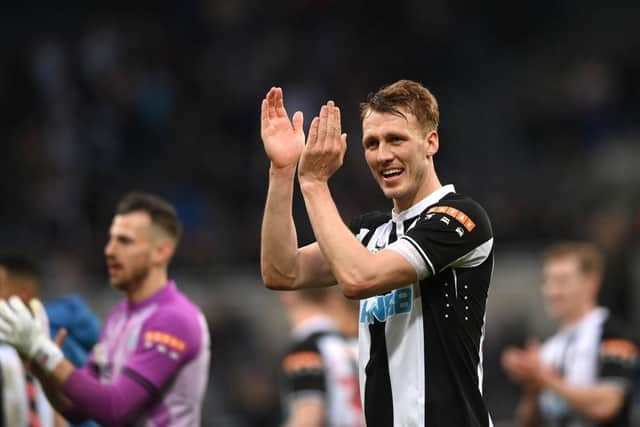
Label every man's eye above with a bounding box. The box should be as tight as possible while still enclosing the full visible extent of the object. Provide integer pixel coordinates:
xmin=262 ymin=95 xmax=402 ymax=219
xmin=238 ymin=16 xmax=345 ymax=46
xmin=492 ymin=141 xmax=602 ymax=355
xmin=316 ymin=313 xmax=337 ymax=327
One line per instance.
xmin=365 ymin=141 xmax=377 ymax=149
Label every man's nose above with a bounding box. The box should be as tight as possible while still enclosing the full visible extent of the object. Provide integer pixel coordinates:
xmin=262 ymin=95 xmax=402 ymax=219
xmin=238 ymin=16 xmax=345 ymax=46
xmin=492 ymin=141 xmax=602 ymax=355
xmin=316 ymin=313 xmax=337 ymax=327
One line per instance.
xmin=377 ymin=142 xmax=394 ymax=162
xmin=105 ymin=240 xmax=115 ymax=256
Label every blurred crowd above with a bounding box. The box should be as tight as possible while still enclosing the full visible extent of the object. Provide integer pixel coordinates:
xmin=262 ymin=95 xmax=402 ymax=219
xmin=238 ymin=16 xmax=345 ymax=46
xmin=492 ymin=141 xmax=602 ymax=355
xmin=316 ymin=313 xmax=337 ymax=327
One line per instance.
xmin=1 ymin=0 xmax=639 ymax=425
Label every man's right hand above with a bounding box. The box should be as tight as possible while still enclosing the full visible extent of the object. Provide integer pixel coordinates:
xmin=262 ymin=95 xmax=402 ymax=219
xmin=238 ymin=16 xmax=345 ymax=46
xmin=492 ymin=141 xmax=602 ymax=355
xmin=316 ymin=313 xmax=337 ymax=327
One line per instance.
xmin=261 ymin=87 xmax=305 ymax=169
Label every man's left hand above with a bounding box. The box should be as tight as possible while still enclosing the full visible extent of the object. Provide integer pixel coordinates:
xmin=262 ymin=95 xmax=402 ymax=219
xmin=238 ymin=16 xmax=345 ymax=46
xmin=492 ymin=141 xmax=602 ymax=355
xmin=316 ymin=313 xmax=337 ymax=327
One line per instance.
xmin=298 ymin=100 xmax=348 ymax=185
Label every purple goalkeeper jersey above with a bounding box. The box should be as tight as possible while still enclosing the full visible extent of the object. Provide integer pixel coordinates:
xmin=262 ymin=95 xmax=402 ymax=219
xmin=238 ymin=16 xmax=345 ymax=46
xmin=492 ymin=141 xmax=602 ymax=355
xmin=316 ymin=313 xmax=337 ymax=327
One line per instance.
xmin=86 ymin=280 xmax=210 ymax=426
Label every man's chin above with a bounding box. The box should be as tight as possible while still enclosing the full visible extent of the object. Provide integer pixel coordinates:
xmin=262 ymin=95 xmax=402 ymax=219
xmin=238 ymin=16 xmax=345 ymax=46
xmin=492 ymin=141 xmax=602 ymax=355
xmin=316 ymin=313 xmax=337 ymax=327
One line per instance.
xmin=109 ymin=279 xmax=127 ymax=290
xmin=380 ymin=187 xmax=401 ymax=200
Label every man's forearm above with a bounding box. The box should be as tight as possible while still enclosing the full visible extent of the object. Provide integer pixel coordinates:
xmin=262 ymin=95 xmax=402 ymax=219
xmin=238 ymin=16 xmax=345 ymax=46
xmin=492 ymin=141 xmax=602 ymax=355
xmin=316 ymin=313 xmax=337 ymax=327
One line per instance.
xmin=543 ymin=373 xmax=625 ymax=422
xmin=61 ymin=368 xmax=151 ymax=425
xmin=261 ymin=165 xmax=300 ymax=288
xmin=30 ymin=360 xmax=77 ymax=415
xmin=516 ymin=389 xmax=541 ymax=427
xmin=300 ymin=181 xmax=379 ymax=297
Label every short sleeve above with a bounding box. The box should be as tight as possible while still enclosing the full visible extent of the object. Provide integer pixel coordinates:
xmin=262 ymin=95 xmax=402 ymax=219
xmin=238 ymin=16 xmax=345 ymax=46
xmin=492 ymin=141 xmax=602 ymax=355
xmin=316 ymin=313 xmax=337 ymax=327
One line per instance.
xmin=281 ymin=338 xmax=326 ymax=401
xmin=122 ymin=309 xmax=203 ymax=392
xmin=387 ymin=196 xmax=493 ymax=279
xmin=598 ymin=319 xmax=639 ymax=389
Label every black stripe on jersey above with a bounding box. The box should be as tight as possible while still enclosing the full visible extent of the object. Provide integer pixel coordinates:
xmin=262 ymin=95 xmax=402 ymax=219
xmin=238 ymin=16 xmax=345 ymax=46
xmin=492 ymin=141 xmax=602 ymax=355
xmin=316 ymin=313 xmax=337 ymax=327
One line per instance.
xmin=364 ymin=321 xmax=393 ymax=427
xmin=122 ymin=367 xmax=159 ymax=396
xmin=389 ymin=222 xmax=397 ymax=244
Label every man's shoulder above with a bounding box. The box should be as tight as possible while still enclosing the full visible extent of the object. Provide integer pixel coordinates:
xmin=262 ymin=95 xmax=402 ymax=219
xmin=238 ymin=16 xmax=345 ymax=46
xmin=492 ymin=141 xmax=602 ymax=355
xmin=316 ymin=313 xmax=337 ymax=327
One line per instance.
xmin=421 ymin=192 xmax=493 ymax=235
xmin=289 ymin=332 xmax=323 ymax=354
xmin=601 ymin=313 xmax=639 ymax=344
xmin=429 ymin=192 xmax=490 ymax=220
xmin=152 ymin=294 xmax=204 ymax=329
xmin=283 ymin=332 xmax=327 ymax=374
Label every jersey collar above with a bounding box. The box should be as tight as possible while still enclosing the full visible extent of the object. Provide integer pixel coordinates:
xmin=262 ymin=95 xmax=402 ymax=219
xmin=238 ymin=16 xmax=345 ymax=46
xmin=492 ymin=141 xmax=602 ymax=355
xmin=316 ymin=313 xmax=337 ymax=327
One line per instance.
xmin=559 ymin=306 xmax=609 ymax=336
xmin=392 ymin=184 xmax=456 ymax=224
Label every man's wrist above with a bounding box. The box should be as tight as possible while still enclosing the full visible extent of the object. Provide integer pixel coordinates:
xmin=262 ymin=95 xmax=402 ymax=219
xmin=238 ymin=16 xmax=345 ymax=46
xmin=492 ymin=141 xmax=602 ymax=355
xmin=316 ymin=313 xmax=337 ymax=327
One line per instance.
xmin=537 ymin=367 xmax=560 ymax=390
xmin=299 ymin=178 xmax=329 ymax=194
xmin=31 ymin=335 xmax=64 ymax=373
xmin=270 ymin=163 xmax=297 ymax=179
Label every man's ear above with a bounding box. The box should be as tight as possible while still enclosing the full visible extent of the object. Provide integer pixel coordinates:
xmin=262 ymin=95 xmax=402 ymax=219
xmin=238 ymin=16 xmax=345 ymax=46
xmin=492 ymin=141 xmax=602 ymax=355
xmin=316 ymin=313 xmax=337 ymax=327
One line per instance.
xmin=587 ymin=273 xmax=603 ymax=298
xmin=152 ymin=239 xmax=176 ymax=265
xmin=425 ymin=130 xmax=439 ymax=158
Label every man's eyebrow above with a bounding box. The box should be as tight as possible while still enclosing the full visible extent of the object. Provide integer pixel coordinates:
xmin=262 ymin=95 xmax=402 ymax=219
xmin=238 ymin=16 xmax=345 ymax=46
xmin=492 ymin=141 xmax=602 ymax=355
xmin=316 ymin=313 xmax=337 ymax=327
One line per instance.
xmin=384 ymin=131 xmax=407 ymax=139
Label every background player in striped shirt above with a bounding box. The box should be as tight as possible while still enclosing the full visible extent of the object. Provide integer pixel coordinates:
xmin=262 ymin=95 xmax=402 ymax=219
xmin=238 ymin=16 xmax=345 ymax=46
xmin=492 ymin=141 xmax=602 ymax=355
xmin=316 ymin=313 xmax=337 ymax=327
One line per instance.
xmin=260 ymin=80 xmax=494 ymax=426
xmin=280 ymin=288 xmax=364 ymax=427
xmin=502 ymin=242 xmax=638 ymax=426
xmin=0 ymin=192 xmax=210 ymax=426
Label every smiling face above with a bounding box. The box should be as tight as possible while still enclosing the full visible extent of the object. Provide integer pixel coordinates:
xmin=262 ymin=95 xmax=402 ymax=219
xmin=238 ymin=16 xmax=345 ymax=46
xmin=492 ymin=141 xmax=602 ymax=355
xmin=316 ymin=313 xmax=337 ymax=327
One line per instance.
xmin=104 ymin=211 xmax=156 ymax=291
xmin=362 ymin=108 xmax=439 ymax=211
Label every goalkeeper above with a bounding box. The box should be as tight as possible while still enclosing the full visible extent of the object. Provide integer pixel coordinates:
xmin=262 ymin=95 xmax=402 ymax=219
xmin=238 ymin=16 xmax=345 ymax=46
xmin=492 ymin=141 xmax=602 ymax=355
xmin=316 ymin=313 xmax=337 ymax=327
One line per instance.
xmin=0 ymin=192 xmax=211 ymax=426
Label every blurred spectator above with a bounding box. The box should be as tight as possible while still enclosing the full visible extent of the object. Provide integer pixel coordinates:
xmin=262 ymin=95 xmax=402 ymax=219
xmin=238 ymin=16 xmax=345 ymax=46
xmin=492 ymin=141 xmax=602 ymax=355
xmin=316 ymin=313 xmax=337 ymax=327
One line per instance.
xmin=502 ymin=242 xmax=638 ymax=426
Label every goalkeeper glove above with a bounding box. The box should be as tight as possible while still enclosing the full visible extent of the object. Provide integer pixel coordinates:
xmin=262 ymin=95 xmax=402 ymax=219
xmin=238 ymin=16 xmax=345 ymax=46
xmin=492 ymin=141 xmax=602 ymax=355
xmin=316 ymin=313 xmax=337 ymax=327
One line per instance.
xmin=0 ymin=296 xmax=64 ymax=372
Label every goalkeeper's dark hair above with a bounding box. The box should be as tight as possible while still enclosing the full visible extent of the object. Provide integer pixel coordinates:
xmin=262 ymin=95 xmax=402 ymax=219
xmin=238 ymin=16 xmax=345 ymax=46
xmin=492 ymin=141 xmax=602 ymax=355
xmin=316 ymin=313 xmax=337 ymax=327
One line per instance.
xmin=0 ymin=253 xmax=42 ymax=281
xmin=116 ymin=192 xmax=182 ymax=242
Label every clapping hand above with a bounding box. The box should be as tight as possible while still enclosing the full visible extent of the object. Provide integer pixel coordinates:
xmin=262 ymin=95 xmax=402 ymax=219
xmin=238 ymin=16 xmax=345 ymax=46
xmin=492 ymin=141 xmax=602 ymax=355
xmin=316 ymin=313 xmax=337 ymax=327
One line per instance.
xmin=261 ymin=87 xmax=305 ymax=170
xmin=0 ymin=296 xmax=64 ymax=372
xmin=298 ymin=100 xmax=348 ymax=185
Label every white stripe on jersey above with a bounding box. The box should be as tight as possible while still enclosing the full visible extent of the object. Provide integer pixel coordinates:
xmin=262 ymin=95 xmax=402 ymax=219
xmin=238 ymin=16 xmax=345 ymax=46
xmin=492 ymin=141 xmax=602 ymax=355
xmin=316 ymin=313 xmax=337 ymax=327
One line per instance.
xmin=386 ymin=236 xmax=435 ymax=278
xmin=449 ymin=238 xmax=494 ymax=269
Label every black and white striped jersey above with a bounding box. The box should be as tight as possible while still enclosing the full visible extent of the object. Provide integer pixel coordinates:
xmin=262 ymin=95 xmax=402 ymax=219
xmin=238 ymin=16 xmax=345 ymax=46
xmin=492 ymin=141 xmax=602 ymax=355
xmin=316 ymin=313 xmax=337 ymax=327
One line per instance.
xmin=280 ymin=316 xmax=365 ymax=427
xmin=350 ymin=185 xmax=494 ymax=427
xmin=539 ymin=308 xmax=638 ymax=427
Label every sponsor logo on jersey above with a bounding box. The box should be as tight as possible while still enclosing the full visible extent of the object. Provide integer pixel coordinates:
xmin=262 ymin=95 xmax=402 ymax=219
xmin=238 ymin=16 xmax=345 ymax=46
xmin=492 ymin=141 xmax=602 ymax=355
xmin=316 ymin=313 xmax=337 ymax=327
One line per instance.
xmin=359 ymin=286 xmax=413 ymax=324
xmin=428 ymin=206 xmax=476 ymax=231
xmin=600 ymin=339 xmax=638 ymax=362
xmin=144 ymin=330 xmax=186 ymax=352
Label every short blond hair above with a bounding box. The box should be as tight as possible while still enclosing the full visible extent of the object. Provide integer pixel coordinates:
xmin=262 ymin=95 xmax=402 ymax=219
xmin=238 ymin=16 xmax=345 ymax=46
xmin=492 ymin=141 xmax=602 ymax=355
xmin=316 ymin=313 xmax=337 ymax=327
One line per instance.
xmin=360 ymin=79 xmax=440 ymax=132
xmin=543 ymin=242 xmax=604 ymax=277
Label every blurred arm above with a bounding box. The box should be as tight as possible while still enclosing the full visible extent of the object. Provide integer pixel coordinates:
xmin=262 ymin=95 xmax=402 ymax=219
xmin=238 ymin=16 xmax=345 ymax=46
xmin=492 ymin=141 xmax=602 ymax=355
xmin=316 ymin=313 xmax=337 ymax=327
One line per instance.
xmin=515 ymin=388 xmax=541 ymax=427
xmin=541 ymin=371 xmax=625 ymax=422
xmin=30 ymin=362 xmax=77 ymax=416
xmin=284 ymin=399 xmax=325 ymax=427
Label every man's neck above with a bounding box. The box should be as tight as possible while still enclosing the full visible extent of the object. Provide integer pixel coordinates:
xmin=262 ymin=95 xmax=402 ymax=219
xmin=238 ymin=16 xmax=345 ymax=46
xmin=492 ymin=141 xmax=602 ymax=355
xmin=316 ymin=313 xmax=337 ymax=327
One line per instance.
xmin=560 ymin=304 xmax=597 ymax=329
xmin=127 ymin=269 xmax=168 ymax=304
xmin=393 ymin=170 xmax=442 ymax=212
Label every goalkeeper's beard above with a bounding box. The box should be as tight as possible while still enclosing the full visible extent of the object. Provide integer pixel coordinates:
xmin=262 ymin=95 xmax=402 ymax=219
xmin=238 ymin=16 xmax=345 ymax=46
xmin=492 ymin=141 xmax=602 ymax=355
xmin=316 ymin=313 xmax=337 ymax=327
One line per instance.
xmin=110 ymin=263 xmax=151 ymax=291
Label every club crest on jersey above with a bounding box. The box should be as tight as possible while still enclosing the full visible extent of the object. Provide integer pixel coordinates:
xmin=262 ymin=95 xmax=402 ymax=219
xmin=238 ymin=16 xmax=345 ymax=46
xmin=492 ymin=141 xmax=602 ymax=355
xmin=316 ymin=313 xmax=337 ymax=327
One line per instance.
xmin=360 ymin=287 xmax=413 ymax=324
